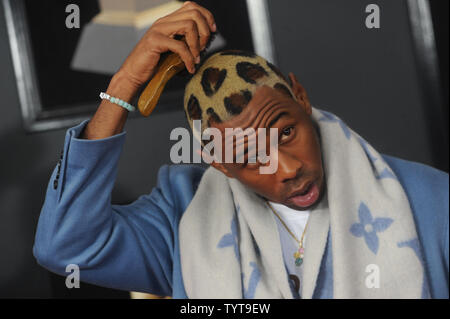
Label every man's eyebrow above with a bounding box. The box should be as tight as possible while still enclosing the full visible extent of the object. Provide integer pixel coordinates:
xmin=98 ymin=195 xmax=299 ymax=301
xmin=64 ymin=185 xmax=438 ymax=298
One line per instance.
xmin=268 ymin=112 xmax=288 ymax=128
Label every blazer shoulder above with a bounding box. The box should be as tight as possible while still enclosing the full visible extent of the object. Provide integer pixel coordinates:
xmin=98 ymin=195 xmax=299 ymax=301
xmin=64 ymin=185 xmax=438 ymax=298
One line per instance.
xmin=383 ymin=155 xmax=448 ymax=196
xmin=383 ymin=154 xmax=448 ymax=231
xmin=383 ymin=154 xmax=448 ymax=243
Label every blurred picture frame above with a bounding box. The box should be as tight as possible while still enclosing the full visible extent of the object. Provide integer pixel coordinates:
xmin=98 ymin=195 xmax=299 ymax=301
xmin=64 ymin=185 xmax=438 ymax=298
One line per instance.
xmin=2 ymin=0 xmax=275 ymax=132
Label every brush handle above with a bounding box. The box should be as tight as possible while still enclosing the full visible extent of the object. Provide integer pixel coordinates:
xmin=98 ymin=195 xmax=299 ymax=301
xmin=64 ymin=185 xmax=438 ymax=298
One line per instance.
xmin=138 ymin=53 xmax=185 ymax=117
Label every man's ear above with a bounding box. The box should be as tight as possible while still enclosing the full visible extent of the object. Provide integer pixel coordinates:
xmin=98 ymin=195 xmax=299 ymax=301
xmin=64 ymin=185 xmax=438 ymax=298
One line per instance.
xmin=288 ymin=72 xmax=312 ymax=115
xmin=210 ymin=162 xmax=234 ymax=178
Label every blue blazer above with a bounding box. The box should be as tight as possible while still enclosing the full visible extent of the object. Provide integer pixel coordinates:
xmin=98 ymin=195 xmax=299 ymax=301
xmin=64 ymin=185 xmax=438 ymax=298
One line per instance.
xmin=33 ymin=121 xmax=449 ymax=298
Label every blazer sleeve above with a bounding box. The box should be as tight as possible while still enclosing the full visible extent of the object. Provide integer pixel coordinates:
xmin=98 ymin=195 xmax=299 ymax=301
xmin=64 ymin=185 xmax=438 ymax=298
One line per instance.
xmin=33 ymin=121 xmax=178 ymax=296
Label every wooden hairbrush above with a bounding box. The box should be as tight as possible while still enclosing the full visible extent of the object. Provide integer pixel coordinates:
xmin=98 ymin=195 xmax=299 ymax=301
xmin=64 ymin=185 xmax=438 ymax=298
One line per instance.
xmin=137 ymin=32 xmax=217 ymax=117
xmin=138 ymin=53 xmax=185 ymax=117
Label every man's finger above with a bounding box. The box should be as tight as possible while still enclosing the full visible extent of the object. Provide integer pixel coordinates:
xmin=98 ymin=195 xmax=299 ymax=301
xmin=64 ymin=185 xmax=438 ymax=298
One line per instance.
xmin=181 ymin=19 xmax=201 ymax=61
xmin=163 ymin=9 xmax=212 ymax=50
xmin=154 ymin=20 xmax=201 ymax=61
xmin=181 ymin=1 xmax=216 ymax=32
xmin=159 ymin=36 xmax=196 ymax=73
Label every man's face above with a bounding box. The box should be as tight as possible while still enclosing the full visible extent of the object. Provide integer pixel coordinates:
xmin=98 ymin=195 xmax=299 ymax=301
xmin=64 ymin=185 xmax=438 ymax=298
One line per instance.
xmin=211 ymin=85 xmax=325 ymax=211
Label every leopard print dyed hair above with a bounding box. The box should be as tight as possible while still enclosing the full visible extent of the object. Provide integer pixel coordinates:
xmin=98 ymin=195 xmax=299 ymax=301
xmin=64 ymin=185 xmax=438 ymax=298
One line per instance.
xmin=183 ymin=50 xmax=296 ymax=135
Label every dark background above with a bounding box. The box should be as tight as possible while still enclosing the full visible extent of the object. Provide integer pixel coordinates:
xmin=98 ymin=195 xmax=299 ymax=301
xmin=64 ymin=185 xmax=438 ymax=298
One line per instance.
xmin=25 ymin=0 xmax=109 ymax=111
xmin=0 ymin=0 xmax=448 ymax=298
xmin=23 ymin=0 xmax=253 ymax=119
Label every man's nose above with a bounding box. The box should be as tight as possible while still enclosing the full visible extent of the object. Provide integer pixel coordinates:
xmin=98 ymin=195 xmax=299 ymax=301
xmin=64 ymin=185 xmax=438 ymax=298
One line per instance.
xmin=277 ymin=152 xmax=303 ymax=183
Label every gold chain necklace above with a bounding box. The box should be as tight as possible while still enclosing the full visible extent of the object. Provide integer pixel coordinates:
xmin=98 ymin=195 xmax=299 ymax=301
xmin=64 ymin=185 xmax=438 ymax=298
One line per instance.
xmin=267 ymin=202 xmax=310 ymax=267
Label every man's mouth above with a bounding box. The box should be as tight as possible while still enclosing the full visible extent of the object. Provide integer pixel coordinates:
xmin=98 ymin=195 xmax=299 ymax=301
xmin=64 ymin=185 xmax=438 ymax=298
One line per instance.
xmin=287 ymin=181 xmax=320 ymax=208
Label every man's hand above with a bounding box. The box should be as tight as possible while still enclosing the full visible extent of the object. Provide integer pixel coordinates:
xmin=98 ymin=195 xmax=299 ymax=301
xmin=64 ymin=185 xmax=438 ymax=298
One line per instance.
xmin=82 ymin=1 xmax=216 ymax=140
xmin=119 ymin=1 xmax=216 ymax=89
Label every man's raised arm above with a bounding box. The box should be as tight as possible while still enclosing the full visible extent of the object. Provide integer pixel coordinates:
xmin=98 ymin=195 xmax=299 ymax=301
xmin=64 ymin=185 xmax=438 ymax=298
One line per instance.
xmin=33 ymin=2 xmax=216 ymax=295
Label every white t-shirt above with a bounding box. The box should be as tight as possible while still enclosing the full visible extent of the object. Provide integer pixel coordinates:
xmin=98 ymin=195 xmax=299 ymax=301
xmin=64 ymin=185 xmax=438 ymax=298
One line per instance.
xmin=269 ymin=202 xmax=310 ymax=299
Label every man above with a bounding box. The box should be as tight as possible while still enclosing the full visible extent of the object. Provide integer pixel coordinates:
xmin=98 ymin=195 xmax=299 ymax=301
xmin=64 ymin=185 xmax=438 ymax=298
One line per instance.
xmin=33 ymin=2 xmax=448 ymax=298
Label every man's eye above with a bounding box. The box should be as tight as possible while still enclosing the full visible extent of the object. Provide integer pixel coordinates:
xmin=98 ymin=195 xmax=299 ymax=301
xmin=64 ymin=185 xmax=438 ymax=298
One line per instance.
xmin=281 ymin=126 xmax=294 ymax=141
xmin=282 ymin=127 xmax=293 ymax=136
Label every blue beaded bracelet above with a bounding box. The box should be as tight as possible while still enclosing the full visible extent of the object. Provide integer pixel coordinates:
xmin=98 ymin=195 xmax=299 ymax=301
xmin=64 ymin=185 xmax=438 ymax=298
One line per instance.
xmin=100 ymin=92 xmax=136 ymax=112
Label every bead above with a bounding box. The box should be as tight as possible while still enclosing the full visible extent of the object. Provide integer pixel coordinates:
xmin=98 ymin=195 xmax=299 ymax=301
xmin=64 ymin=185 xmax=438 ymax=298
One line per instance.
xmin=295 ymin=258 xmax=303 ymax=266
xmin=100 ymin=92 xmax=136 ymax=112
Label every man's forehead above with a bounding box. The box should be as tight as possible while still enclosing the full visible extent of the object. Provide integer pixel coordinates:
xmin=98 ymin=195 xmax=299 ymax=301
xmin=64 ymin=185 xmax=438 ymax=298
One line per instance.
xmin=212 ymin=85 xmax=294 ymax=131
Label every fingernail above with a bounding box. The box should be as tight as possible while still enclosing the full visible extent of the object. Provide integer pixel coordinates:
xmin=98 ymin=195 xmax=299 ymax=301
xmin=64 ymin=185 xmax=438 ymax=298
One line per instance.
xmin=195 ymin=56 xmax=200 ymax=64
xmin=212 ymin=23 xmax=217 ymax=32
